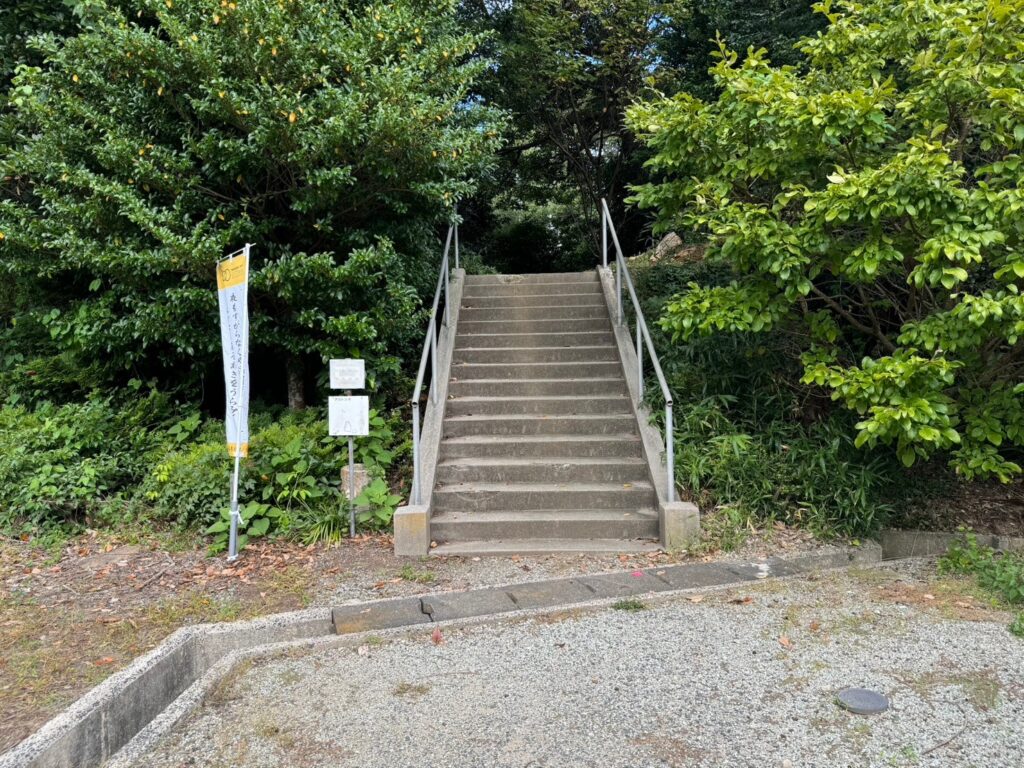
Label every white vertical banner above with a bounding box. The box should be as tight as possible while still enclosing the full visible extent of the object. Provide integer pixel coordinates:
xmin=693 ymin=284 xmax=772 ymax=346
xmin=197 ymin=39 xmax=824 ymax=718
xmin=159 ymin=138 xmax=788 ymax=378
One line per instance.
xmin=217 ymin=247 xmax=250 ymax=458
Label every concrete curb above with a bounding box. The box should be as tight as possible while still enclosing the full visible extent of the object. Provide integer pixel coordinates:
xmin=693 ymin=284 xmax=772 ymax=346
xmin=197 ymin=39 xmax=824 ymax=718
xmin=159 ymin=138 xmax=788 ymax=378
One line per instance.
xmin=0 ymin=609 xmax=332 ymax=768
xmin=880 ymin=528 xmax=1024 ymax=559
xmin=1 ymin=543 xmax=880 ymax=768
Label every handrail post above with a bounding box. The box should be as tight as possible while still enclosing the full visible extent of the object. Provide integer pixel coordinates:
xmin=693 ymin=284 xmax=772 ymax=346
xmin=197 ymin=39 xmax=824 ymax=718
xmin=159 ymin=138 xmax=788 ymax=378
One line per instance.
xmin=443 ymin=253 xmax=450 ymax=327
xmin=411 ymin=400 xmax=421 ymax=504
xmin=602 ymin=204 xmax=608 ymax=269
xmin=616 ymin=255 xmax=623 ymax=325
xmin=429 ymin=316 xmax=437 ymax=404
xmin=637 ymin=320 xmax=643 ymax=402
xmin=454 ymin=221 xmax=460 ymax=271
xmin=665 ymin=402 xmax=674 ymax=502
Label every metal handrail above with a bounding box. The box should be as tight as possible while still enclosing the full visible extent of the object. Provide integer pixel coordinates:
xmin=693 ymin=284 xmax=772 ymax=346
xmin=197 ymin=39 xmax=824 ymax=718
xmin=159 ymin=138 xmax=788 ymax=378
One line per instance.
xmin=410 ymin=217 xmax=459 ymax=505
xmin=601 ymin=198 xmax=675 ymax=502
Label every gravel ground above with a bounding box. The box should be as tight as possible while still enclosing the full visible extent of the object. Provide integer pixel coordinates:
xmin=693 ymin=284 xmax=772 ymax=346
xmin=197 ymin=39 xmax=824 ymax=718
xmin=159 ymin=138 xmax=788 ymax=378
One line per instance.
xmin=136 ymin=562 xmax=1024 ymax=768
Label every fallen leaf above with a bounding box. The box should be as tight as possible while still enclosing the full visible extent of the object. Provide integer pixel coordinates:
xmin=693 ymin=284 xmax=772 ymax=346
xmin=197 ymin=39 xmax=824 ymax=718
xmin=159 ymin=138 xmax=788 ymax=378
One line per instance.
xmin=729 ymin=596 xmax=754 ymax=605
xmin=778 ymin=635 xmax=793 ymax=649
xmin=431 ymin=627 xmax=444 ymax=645
xmin=357 ymin=645 xmax=370 ymax=656
xmin=809 ymin=620 xmax=821 ymax=632
xmin=922 ymin=593 xmax=935 ymax=601
xmin=94 ymin=657 xmax=116 ymax=666
xmin=687 ymin=595 xmax=704 ymax=603
xmin=630 ymin=570 xmax=644 ymax=578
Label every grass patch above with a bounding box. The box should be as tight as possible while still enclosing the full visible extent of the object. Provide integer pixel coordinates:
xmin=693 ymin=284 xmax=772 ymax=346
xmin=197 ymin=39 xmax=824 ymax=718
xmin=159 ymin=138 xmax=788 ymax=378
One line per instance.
xmin=259 ymin=565 xmax=315 ymax=607
xmin=393 ymin=681 xmax=431 ymax=698
xmin=939 ymin=532 xmax=1024 ymax=638
xmin=145 ymin=591 xmax=245 ymax=631
xmin=398 ymin=564 xmax=436 ymax=584
xmin=908 ymin=669 xmax=1002 ymax=712
xmin=611 ymin=598 xmax=647 ymax=612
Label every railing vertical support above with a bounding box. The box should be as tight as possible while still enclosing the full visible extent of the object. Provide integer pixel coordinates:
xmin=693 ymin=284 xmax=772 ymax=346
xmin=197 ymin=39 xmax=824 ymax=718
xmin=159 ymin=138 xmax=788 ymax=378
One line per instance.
xmin=411 ymin=401 xmax=421 ymax=504
xmin=637 ymin=320 xmax=643 ymax=402
xmin=443 ymin=256 xmax=450 ymax=327
xmin=665 ymin=403 xmax=675 ymax=502
xmin=602 ymin=207 xmax=608 ymax=269
xmin=454 ymin=222 xmax=460 ymax=271
xmin=616 ymin=259 xmax=623 ymax=325
xmin=429 ymin=317 xmax=437 ymax=404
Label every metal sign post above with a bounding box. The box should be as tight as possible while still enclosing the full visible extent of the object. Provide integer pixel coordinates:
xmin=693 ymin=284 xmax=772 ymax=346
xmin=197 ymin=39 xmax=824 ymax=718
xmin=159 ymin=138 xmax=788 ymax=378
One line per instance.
xmin=348 ymin=413 xmax=355 ymax=538
xmin=328 ymin=360 xmax=367 ymax=538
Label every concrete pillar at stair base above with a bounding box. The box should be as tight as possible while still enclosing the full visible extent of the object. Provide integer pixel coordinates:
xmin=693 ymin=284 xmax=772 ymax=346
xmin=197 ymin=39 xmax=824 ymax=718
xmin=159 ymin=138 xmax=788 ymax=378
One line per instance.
xmin=660 ymin=501 xmax=700 ymax=551
xmin=394 ymin=505 xmax=430 ymax=556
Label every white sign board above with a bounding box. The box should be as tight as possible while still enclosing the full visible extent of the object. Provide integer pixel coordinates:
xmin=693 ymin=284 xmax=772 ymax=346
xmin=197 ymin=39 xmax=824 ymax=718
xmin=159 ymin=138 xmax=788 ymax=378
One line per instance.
xmin=330 ymin=358 xmax=365 ymax=390
xmin=328 ymin=395 xmax=370 ymax=437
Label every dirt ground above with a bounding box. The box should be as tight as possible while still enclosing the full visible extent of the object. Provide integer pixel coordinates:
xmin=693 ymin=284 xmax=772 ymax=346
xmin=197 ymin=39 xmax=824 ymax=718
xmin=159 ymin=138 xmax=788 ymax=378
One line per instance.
xmin=3 ymin=500 xmax=1018 ymax=757
xmin=902 ymin=479 xmax=1024 ymax=537
xmin=0 ymin=522 xmax=823 ymax=753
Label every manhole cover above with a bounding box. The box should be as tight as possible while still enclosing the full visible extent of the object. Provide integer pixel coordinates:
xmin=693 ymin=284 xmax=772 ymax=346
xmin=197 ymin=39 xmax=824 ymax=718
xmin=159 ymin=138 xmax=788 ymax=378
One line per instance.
xmin=836 ymin=688 xmax=890 ymax=714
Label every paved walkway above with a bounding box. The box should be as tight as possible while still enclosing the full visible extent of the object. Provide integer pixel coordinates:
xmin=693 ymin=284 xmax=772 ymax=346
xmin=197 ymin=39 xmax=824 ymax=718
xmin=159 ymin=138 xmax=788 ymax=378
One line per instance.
xmin=137 ymin=563 xmax=1023 ymax=768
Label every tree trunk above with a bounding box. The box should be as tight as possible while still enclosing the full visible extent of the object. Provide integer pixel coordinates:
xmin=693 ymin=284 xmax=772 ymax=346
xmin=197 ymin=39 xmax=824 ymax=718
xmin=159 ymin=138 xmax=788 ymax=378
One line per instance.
xmin=286 ymin=355 xmax=306 ymax=411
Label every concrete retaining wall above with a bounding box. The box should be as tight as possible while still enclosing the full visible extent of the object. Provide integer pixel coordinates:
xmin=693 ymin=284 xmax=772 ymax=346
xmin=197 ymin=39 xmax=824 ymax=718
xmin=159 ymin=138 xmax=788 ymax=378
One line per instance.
xmin=880 ymin=528 xmax=1024 ymax=560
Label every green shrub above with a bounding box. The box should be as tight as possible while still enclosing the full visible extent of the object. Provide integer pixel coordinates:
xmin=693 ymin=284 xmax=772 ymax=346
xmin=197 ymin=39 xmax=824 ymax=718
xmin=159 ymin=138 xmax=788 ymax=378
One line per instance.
xmin=0 ymin=392 xmax=174 ymax=530
xmin=144 ymin=407 xmax=408 ymax=549
xmin=629 ymin=0 xmax=1024 ymax=481
xmin=940 ymin=533 xmax=1024 ymax=637
xmin=632 ymin=259 xmax=898 ymax=537
xmin=940 ymin=534 xmax=1024 ymax=606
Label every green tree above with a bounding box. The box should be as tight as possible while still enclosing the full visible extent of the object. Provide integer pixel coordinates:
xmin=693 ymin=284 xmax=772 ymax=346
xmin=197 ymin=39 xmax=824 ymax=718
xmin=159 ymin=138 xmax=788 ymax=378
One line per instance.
xmin=462 ymin=0 xmax=686 ymax=262
xmin=1 ymin=0 xmax=501 ymax=407
xmin=629 ymin=0 xmax=1024 ymax=479
xmin=658 ymin=0 xmax=824 ymax=97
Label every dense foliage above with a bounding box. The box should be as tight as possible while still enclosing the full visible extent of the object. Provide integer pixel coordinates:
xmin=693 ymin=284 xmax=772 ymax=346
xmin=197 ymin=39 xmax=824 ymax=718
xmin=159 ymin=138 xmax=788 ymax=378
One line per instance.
xmin=0 ymin=388 xmax=406 ymax=543
xmin=632 ymin=258 xmax=900 ymax=536
xmin=629 ymin=0 xmax=1024 ymax=480
xmin=3 ymin=0 xmax=1017 ymax=545
xmin=0 ymin=0 xmax=80 ymax=89
xmin=1 ymin=0 xmax=500 ymax=408
xmin=459 ymin=0 xmax=820 ymax=269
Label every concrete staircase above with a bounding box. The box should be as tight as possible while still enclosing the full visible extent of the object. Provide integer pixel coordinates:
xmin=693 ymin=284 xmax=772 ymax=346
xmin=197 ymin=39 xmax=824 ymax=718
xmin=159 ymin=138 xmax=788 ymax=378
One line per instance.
xmin=430 ymin=271 xmax=660 ymax=555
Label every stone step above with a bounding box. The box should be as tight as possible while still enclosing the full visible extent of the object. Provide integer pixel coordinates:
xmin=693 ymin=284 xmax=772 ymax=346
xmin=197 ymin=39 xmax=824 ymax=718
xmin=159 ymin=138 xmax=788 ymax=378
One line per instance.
xmin=465 ymin=272 xmax=598 ymax=286
xmin=431 ymin=510 xmax=659 ymax=542
xmin=459 ymin=305 xmax=608 ymax=322
xmin=435 ymin=456 xmax=649 ymax=484
xmin=448 ymin=377 xmax=628 ymax=398
xmin=433 ymin=481 xmax=657 ymax=511
xmin=458 ymin=318 xmax=612 ymax=334
xmin=452 ymin=345 xmax=619 ymax=365
xmin=445 ymin=395 xmax=633 ymax=417
xmin=440 ymin=434 xmax=643 ymax=459
xmin=430 ymin=538 xmax=661 ymax=556
xmin=463 ymin=282 xmax=602 ymax=299
xmin=443 ymin=413 xmax=638 ymax=437
xmin=451 ymin=361 xmax=623 ymax=379
xmin=462 ymin=293 xmax=607 ymax=309
xmin=454 ymin=331 xmax=614 ymax=349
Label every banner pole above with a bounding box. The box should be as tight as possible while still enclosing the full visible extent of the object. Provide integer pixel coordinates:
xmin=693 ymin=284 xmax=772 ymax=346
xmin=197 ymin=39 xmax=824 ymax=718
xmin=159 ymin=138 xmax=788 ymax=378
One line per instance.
xmin=226 ymin=243 xmax=252 ymax=563
xmin=227 ymin=452 xmax=241 ymax=560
